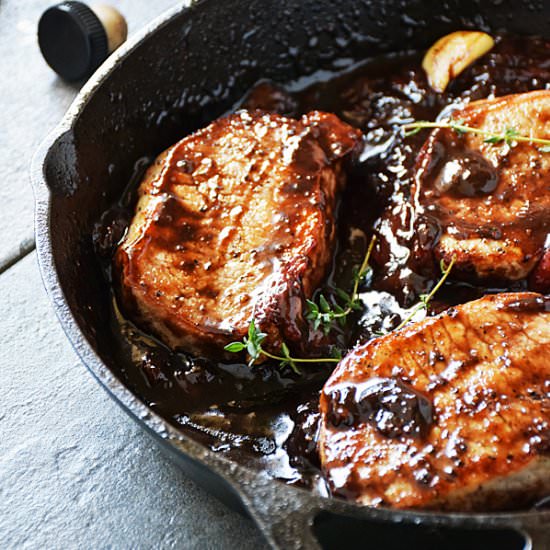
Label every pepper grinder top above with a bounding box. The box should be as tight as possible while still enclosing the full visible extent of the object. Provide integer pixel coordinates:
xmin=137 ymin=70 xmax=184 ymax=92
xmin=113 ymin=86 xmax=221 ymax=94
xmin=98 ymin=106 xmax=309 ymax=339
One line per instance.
xmin=38 ymin=2 xmax=128 ymax=81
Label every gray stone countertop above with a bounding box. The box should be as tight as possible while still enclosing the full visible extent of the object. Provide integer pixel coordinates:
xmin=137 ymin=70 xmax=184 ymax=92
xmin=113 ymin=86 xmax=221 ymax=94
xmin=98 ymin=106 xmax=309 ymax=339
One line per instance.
xmin=0 ymin=1 xmax=267 ymax=548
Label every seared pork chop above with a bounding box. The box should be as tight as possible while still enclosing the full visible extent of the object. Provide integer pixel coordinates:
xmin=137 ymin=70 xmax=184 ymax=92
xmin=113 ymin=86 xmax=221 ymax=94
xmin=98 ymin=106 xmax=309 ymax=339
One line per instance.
xmin=319 ymin=292 xmax=550 ymax=510
xmin=115 ymin=110 xmax=361 ymax=357
xmin=412 ymin=90 xmax=550 ymax=288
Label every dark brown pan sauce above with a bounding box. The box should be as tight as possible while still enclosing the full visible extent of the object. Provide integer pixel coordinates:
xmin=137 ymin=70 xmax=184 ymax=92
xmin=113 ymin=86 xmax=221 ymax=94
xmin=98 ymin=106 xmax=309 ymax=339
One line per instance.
xmin=94 ymin=33 xmax=550 ymax=502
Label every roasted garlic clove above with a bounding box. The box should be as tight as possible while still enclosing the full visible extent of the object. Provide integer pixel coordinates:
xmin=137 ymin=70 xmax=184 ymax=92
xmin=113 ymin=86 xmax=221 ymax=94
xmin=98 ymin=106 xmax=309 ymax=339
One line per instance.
xmin=422 ymin=31 xmax=495 ymax=93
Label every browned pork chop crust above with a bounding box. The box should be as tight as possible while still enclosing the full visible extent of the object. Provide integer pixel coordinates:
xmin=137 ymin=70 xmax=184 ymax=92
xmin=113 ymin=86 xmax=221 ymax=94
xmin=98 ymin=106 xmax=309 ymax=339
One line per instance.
xmin=115 ymin=110 xmax=362 ymax=357
xmin=319 ymin=292 xmax=550 ymax=511
xmin=412 ymin=90 xmax=550 ymax=288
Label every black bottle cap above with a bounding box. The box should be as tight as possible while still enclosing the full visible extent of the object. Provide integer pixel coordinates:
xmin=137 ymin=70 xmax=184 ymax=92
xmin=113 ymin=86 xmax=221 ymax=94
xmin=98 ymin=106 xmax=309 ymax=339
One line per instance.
xmin=38 ymin=1 xmax=109 ymax=81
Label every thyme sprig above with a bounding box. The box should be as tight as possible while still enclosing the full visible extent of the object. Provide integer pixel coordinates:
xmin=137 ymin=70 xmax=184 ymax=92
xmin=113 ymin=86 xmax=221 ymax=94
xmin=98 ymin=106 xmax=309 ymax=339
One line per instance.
xmin=306 ymin=235 xmax=376 ymax=335
xmin=224 ymin=237 xmax=376 ymax=371
xmin=402 ymin=119 xmax=550 ymax=151
xmin=224 ymin=252 xmax=454 ymax=371
xmin=392 ymin=256 xmax=456 ymax=332
xmin=224 ymin=319 xmax=340 ymax=374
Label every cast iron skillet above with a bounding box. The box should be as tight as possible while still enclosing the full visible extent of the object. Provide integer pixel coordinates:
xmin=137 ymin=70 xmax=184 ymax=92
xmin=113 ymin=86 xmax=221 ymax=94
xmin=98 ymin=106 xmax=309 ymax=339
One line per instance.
xmin=31 ymin=0 xmax=550 ymax=548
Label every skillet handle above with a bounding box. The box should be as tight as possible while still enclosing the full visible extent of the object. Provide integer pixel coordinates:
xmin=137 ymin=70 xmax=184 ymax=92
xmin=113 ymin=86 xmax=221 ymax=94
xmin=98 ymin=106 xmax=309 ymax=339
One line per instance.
xmin=237 ymin=473 xmax=550 ymax=550
xmin=235 ymin=475 xmax=322 ymax=550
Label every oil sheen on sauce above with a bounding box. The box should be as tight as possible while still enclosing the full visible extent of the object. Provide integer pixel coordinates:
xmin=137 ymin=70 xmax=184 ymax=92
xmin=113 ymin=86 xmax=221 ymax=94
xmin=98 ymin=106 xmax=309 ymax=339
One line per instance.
xmin=94 ymin=33 xmax=550 ymax=498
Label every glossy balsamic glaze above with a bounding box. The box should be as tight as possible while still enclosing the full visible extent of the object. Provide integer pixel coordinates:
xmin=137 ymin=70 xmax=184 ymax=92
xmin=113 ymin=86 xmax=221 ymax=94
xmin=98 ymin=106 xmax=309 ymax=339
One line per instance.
xmin=94 ymin=33 xmax=550 ymax=497
xmin=324 ymin=377 xmax=433 ymax=438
